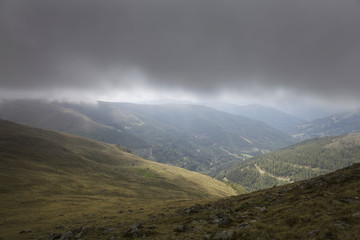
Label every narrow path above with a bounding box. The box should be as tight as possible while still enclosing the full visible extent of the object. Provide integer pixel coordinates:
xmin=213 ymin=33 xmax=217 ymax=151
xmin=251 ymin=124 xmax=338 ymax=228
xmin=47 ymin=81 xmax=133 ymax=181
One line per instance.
xmin=220 ymin=148 xmax=243 ymax=160
xmin=254 ymin=164 xmax=293 ymax=183
xmin=287 ymin=163 xmax=321 ymax=171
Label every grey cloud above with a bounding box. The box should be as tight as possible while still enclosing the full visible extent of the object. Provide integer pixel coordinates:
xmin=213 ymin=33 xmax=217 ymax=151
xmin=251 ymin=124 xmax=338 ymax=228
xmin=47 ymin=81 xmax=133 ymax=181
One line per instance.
xmin=1 ymin=0 xmax=360 ymax=101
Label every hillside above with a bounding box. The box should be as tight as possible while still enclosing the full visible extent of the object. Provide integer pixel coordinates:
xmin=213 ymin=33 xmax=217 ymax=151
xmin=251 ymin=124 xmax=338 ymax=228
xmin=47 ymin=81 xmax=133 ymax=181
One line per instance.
xmin=210 ymin=103 xmax=307 ymax=134
xmin=0 ymin=119 xmax=238 ymax=239
xmin=0 ymin=99 xmax=149 ymax=149
xmin=0 ymin=99 xmax=295 ymax=174
xmin=294 ymin=110 xmax=360 ymax=140
xmin=222 ymin=133 xmax=360 ymax=192
xmin=15 ymin=159 xmax=360 ymax=239
xmin=67 ymin=101 xmax=295 ymax=173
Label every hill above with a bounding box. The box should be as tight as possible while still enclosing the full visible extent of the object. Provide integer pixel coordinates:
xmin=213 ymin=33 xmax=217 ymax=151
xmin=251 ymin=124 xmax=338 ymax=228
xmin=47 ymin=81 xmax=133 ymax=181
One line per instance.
xmin=222 ymin=133 xmax=360 ymax=192
xmin=70 ymin=101 xmax=295 ymax=174
xmin=0 ymin=99 xmax=296 ymax=175
xmin=0 ymin=119 xmax=238 ymax=239
xmin=209 ymin=103 xmax=307 ymax=134
xmin=17 ymin=158 xmax=360 ymax=239
xmin=294 ymin=110 xmax=360 ymax=140
xmin=0 ymin=99 xmax=149 ymax=149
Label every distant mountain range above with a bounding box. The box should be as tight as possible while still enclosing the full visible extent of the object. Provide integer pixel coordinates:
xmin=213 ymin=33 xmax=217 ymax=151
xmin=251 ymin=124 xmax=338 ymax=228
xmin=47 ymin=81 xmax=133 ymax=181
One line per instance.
xmin=221 ymin=133 xmax=360 ymax=191
xmin=294 ymin=110 xmax=360 ymax=140
xmin=0 ymin=119 xmax=238 ymax=239
xmin=0 ymin=99 xmax=295 ymax=175
xmin=209 ymin=103 xmax=307 ymax=134
xmin=2 ymin=118 xmax=360 ymax=239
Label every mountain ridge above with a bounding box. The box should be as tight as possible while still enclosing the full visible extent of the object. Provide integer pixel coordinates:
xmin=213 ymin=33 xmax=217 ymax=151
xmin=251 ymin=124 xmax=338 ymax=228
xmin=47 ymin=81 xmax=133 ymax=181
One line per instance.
xmin=221 ymin=133 xmax=360 ymax=191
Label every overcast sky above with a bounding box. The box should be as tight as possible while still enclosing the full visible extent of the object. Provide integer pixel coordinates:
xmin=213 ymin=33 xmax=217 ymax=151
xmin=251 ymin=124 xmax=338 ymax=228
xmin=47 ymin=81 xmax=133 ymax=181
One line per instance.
xmin=1 ymin=0 xmax=360 ymax=114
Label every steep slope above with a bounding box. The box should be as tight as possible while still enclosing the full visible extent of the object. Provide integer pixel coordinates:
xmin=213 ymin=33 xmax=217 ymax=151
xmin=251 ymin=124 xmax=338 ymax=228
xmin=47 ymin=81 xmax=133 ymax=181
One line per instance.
xmin=294 ymin=110 xmax=360 ymax=140
xmin=25 ymin=160 xmax=360 ymax=239
xmin=0 ymin=119 xmax=237 ymax=238
xmin=66 ymin=101 xmax=295 ymax=173
xmin=223 ymin=133 xmax=360 ymax=191
xmin=210 ymin=103 xmax=307 ymax=134
xmin=0 ymin=99 xmax=149 ymax=149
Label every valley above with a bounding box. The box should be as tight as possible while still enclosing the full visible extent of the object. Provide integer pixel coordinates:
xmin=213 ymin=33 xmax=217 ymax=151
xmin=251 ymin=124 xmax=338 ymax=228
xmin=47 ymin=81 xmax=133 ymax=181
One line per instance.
xmin=0 ymin=119 xmax=238 ymax=239
xmin=1 ymin=100 xmax=360 ymax=239
xmin=223 ymin=134 xmax=360 ymax=191
xmin=0 ymin=100 xmax=295 ymax=175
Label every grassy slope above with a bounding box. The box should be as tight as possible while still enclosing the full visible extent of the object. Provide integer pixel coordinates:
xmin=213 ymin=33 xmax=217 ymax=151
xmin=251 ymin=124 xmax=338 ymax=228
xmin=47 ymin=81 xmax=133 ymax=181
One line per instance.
xmin=223 ymin=134 xmax=360 ymax=192
xmin=12 ymin=159 xmax=360 ymax=239
xmin=295 ymin=110 xmax=360 ymax=140
xmin=0 ymin=99 xmax=149 ymax=149
xmin=0 ymin=119 xmax=237 ymax=239
xmin=138 ymin=162 xmax=360 ymax=240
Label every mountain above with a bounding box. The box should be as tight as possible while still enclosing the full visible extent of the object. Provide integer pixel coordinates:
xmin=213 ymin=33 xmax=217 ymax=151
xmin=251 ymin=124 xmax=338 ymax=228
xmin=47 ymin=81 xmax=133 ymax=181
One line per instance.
xmin=0 ymin=119 xmax=238 ymax=239
xmin=66 ymin=101 xmax=296 ymax=172
xmin=0 ymin=99 xmax=296 ymax=175
xmin=222 ymin=133 xmax=360 ymax=192
xmin=294 ymin=110 xmax=360 ymax=140
xmin=0 ymin=99 xmax=149 ymax=149
xmin=208 ymin=103 xmax=307 ymax=134
xmin=12 ymin=156 xmax=360 ymax=239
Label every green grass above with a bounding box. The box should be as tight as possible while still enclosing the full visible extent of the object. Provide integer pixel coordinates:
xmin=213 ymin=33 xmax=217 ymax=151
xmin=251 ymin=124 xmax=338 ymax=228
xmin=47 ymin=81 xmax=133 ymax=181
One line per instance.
xmin=225 ymin=134 xmax=360 ymax=191
xmin=0 ymin=119 xmax=236 ymax=239
xmin=1 ymin=119 xmax=359 ymax=239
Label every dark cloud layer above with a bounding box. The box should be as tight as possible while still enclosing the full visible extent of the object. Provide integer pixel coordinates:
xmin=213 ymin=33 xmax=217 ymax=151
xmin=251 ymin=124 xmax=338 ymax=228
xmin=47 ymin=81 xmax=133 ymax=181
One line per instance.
xmin=1 ymin=0 xmax=360 ymax=101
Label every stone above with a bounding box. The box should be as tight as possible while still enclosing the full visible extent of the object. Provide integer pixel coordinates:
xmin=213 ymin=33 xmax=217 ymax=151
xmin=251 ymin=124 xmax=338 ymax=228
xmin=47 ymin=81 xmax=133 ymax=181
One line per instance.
xmin=61 ymin=231 xmax=73 ymax=240
xmin=174 ymin=224 xmax=192 ymax=233
xmin=218 ymin=216 xmax=233 ymax=227
xmin=204 ymin=233 xmax=212 ymax=240
xmin=103 ymin=227 xmax=115 ymax=235
xmin=307 ymin=230 xmax=319 ymax=236
xmin=237 ymin=223 xmax=251 ymax=229
xmin=213 ymin=230 xmax=234 ymax=240
xmin=49 ymin=232 xmax=62 ymax=240
xmin=124 ymin=223 xmax=143 ymax=238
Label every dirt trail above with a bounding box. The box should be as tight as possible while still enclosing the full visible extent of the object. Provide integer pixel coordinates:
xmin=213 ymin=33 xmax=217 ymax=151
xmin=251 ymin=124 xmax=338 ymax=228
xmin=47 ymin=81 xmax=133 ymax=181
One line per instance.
xmin=220 ymin=148 xmax=244 ymax=160
xmin=254 ymin=164 xmax=293 ymax=183
xmin=287 ymin=163 xmax=321 ymax=171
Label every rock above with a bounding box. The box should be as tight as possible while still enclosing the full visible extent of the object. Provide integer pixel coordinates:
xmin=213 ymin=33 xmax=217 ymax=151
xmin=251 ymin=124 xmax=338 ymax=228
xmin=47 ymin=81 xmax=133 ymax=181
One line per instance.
xmin=185 ymin=204 xmax=203 ymax=214
xmin=124 ymin=223 xmax=143 ymax=238
xmin=218 ymin=216 xmax=233 ymax=227
xmin=49 ymin=232 xmax=62 ymax=240
xmin=237 ymin=223 xmax=251 ymax=229
xmin=199 ymin=220 xmax=208 ymax=225
xmin=352 ymin=212 xmax=360 ymax=217
xmin=174 ymin=224 xmax=192 ymax=233
xmin=204 ymin=233 xmax=212 ymax=240
xmin=190 ymin=220 xmax=199 ymax=226
xmin=147 ymin=225 xmax=157 ymax=229
xmin=334 ymin=220 xmax=351 ymax=228
xmin=74 ymin=226 xmax=88 ymax=239
xmin=108 ymin=236 xmax=115 ymax=240
xmin=60 ymin=231 xmax=73 ymax=240
xmin=307 ymin=230 xmax=319 ymax=236
xmin=19 ymin=229 xmax=31 ymax=234
xmin=256 ymin=206 xmax=268 ymax=213
xmin=103 ymin=227 xmax=115 ymax=235
xmin=339 ymin=198 xmax=359 ymax=204
xmin=213 ymin=230 xmax=234 ymax=240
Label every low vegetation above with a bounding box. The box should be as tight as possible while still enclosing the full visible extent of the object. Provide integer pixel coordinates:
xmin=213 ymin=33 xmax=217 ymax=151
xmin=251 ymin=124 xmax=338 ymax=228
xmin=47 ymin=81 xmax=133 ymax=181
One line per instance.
xmin=0 ymin=119 xmax=236 ymax=239
xmin=222 ymin=134 xmax=360 ymax=192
